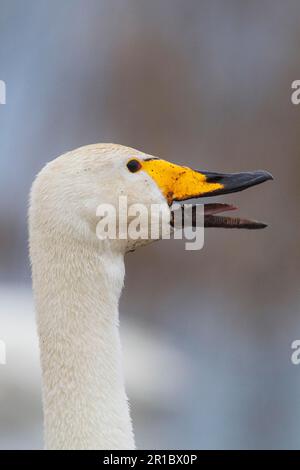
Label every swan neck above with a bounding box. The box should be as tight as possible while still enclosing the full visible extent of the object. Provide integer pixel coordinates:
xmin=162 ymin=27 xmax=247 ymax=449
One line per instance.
xmin=32 ymin=237 xmax=134 ymax=449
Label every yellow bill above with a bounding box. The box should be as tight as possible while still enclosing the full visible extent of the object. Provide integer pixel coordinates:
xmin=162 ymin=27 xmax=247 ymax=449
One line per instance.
xmin=139 ymin=158 xmax=273 ymax=205
xmin=126 ymin=157 xmax=273 ymax=229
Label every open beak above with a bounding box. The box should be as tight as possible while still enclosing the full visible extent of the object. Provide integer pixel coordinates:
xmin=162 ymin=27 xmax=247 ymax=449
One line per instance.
xmin=142 ymin=158 xmax=273 ymax=229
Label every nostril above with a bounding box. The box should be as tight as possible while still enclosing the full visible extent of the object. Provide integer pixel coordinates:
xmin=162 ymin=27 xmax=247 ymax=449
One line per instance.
xmin=206 ymin=174 xmax=223 ymax=182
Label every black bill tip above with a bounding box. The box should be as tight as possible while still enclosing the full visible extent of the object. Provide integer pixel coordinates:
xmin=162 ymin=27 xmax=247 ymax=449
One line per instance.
xmin=200 ymin=170 xmax=273 ymax=197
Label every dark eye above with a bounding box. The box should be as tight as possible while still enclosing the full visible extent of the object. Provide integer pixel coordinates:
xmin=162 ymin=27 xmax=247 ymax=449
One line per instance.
xmin=127 ymin=159 xmax=142 ymax=173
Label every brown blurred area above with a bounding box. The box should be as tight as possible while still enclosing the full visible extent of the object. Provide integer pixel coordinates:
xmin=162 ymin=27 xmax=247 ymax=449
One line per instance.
xmin=0 ymin=0 xmax=300 ymax=449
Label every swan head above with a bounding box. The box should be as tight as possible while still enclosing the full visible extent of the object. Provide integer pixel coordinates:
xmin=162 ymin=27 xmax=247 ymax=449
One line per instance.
xmin=30 ymin=143 xmax=273 ymax=253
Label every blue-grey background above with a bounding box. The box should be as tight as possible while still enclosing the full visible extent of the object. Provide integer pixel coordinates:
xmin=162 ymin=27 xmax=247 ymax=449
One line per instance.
xmin=0 ymin=0 xmax=299 ymax=449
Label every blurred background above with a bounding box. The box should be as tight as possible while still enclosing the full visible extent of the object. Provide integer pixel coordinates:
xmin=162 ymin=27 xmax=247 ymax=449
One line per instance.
xmin=0 ymin=0 xmax=300 ymax=449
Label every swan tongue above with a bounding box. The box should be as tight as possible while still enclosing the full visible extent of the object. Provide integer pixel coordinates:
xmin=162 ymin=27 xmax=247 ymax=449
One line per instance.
xmin=204 ymin=203 xmax=237 ymax=215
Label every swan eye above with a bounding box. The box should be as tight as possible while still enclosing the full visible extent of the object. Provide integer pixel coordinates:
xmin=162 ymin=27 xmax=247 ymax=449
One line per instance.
xmin=127 ymin=159 xmax=142 ymax=173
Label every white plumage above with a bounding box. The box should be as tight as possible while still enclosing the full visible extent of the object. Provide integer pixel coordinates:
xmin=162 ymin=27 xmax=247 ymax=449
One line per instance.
xmin=29 ymin=143 xmax=271 ymax=449
xmin=29 ymin=144 xmax=169 ymax=449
